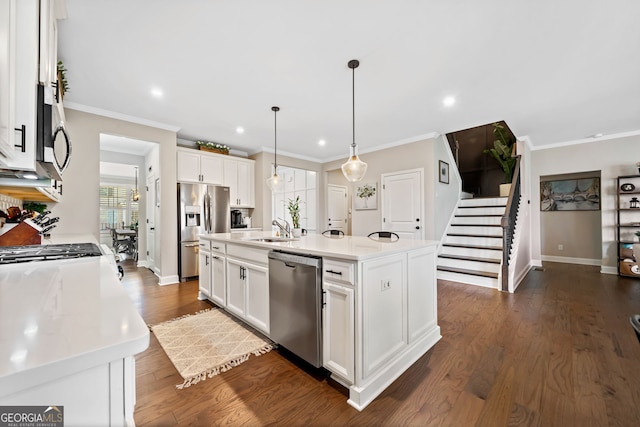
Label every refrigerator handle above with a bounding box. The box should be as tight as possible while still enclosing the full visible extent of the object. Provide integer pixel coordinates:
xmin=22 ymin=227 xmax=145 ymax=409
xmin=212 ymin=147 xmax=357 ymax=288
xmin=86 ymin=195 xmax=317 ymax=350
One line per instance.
xmin=203 ymin=191 xmax=211 ymax=233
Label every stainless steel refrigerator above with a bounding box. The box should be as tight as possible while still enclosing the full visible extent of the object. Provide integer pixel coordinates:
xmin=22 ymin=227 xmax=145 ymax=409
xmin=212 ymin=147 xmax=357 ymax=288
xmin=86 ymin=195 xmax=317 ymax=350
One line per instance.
xmin=178 ymin=183 xmax=230 ymax=281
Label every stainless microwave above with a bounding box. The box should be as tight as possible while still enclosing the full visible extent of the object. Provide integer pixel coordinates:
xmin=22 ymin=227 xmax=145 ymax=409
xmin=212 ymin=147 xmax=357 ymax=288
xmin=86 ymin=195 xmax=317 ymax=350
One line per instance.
xmin=36 ymin=84 xmax=71 ymax=181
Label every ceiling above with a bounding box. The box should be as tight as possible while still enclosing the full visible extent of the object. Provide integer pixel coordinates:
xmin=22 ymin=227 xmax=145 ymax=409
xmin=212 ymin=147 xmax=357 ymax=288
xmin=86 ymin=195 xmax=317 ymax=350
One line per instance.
xmin=58 ymin=0 xmax=640 ymax=162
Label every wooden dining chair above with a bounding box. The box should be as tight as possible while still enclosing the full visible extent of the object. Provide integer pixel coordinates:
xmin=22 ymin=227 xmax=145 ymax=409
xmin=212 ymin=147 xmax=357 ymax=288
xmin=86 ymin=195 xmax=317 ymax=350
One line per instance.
xmin=322 ymin=229 xmax=344 ymax=238
xmin=367 ymin=231 xmax=400 ymax=242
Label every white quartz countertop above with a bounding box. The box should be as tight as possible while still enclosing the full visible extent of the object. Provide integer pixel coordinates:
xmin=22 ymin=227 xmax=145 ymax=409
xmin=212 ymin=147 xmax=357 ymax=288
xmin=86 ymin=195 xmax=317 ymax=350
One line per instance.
xmin=201 ymin=231 xmax=439 ymax=260
xmin=0 ymin=248 xmax=150 ymax=397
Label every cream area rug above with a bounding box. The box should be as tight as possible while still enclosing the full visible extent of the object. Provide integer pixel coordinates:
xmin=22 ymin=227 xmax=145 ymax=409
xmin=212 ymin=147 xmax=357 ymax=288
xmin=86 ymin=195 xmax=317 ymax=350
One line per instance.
xmin=150 ymin=308 xmax=274 ymax=389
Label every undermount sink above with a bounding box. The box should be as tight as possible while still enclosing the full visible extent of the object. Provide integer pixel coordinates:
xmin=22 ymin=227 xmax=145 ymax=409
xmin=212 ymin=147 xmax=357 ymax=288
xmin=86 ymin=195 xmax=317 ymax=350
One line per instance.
xmin=249 ymin=237 xmax=299 ymax=243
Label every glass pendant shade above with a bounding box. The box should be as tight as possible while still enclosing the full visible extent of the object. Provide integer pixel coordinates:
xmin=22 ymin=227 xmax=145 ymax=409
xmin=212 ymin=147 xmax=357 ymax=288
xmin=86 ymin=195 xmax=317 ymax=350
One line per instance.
xmin=341 ymin=147 xmax=368 ymax=182
xmin=266 ymin=171 xmax=284 ymax=192
xmin=341 ymin=59 xmax=367 ymax=182
xmin=132 ymin=167 xmax=140 ymax=201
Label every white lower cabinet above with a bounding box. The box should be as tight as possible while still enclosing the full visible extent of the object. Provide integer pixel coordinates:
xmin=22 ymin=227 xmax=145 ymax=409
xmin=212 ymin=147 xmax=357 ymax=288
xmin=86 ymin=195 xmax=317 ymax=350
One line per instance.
xmin=322 ymin=281 xmax=354 ymax=383
xmin=210 ymin=254 xmax=226 ymax=306
xmin=197 ymin=243 xmax=211 ymax=299
xmin=224 ymin=244 xmax=269 ymax=335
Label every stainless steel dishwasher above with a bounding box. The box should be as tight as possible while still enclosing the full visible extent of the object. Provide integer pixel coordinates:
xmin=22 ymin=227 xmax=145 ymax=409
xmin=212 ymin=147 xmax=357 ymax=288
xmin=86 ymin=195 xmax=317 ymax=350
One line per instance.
xmin=268 ymin=250 xmax=323 ymax=367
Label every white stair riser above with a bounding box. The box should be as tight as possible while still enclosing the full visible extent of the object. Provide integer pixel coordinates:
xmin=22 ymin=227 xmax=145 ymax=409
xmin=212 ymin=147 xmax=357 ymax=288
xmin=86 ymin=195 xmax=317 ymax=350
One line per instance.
xmin=452 ymin=216 xmax=502 ymax=226
xmin=456 ymin=206 xmax=506 ymax=216
xmin=439 ymin=246 xmax=502 ymax=260
xmin=437 ymin=257 xmax=501 ymax=273
xmin=445 ymin=235 xmax=502 ymax=246
xmin=437 ymin=270 xmax=500 ymax=289
xmin=448 ymin=225 xmax=502 ymax=236
xmin=459 ymin=198 xmax=506 ymax=207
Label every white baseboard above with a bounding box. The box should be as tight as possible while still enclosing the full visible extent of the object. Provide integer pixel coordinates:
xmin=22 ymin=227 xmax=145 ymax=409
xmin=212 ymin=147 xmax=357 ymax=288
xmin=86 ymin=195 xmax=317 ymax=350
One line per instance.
xmin=158 ymin=275 xmax=179 ymax=286
xmin=600 ymin=266 xmax=618 ymax=275
xmin=541 ymin=255 xmax=601 ymax=266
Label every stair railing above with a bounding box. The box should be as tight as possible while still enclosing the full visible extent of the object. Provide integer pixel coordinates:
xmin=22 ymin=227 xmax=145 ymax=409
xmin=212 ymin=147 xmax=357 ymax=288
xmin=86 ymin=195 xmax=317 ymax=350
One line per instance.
xmin=500 ymin=155 xmax=522 ymax=291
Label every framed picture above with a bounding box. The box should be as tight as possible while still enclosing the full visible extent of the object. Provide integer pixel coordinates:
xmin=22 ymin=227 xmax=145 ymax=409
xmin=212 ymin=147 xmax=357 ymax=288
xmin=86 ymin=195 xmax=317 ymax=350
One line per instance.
xmin=439 ymin=160 xmax=449 ymax=184
xmin=540 ymin=177 xmax=600 ymax=211
xmin=354 ymin=182 xmax=377 ymax=210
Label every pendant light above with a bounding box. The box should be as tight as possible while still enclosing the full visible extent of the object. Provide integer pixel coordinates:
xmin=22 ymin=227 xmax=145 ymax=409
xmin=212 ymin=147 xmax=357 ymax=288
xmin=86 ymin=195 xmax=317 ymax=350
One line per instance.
xmin=132 ymin=166 xmax=140 ymax=201
xmin=266 ymin=106 xmax=285 ymax=192
xmin=341 ymin=59 xmax=368 ymax=182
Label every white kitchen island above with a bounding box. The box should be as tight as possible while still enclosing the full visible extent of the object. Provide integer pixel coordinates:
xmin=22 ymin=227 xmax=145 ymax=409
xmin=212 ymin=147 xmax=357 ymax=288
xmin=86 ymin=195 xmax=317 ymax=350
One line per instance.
xmin=200 ymin=231 xmax=441 ymax=410
xmin=0 ymin=245 xmax=149 ymax=426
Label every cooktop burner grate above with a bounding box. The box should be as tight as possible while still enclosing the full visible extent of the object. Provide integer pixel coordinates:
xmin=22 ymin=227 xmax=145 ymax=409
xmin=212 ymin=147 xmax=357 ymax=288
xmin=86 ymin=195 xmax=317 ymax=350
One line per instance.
xmin=0 ymin=243 xmax=103 ymax=264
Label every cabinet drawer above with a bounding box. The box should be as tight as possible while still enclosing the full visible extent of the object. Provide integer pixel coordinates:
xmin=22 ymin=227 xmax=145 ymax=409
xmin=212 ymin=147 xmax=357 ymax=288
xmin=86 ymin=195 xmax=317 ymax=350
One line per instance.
xmin=227 ymin=244 xmax=268 ymax=265
xmin=198 ymin=240 xmax=210 ymax=251
xmin=323 ymin=259 xmax=355 ymax=285
xmin=210 ymin=241 xmax=226 ymax=256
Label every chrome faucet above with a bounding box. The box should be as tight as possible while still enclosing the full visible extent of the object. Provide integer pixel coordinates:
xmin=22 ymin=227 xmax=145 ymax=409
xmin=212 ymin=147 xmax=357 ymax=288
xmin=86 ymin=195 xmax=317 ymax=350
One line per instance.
xmin=272 ymin=218 xmax=291 ymax=237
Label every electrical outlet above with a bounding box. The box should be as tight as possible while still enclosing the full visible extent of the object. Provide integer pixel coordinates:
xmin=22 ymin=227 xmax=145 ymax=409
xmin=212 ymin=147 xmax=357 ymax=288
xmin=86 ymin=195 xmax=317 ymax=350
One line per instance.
xmin=558 ymin=244 xmax=564 ymax=251
xmin=381 ymin=279 xmax=391 ymax=291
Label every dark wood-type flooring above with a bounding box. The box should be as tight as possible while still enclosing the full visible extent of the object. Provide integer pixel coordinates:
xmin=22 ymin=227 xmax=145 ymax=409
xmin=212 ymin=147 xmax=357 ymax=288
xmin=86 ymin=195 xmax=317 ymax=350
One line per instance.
xmin=120 ymin=261 xmax=640 ymax=426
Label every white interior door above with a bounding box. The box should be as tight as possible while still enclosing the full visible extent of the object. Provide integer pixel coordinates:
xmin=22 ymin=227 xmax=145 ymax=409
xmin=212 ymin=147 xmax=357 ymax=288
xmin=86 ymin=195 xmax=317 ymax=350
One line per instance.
xmin=327 ymin=184 xmax=347 ymax=232
xmin=146 ymin=172 xmax=156 ymax=271
xmin=381 ymin=169 xmax=423 ymax=240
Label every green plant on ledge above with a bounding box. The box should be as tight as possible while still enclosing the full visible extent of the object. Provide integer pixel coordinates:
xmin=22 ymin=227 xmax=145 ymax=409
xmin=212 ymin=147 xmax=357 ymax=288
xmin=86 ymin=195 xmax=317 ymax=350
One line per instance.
xmin=287 ymin=196 xmax=301 ymax=229
xmin=483 ymin=122 xmax=516 ymax=184
xmin=57 ymin=61 xmax=70 ymax=97
xmin=195 ymin=141 xmax=230 ymax=153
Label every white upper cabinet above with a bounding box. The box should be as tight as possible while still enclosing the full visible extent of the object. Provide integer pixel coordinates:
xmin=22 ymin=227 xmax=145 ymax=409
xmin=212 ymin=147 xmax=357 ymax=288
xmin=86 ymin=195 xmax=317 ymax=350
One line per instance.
xmin=176 ymin=148 xmax=223 ymax=184
xmin=223 ymin=157 xmax=255 ymax=208
xmin=0 ymin=0 xmax=16 ymax=161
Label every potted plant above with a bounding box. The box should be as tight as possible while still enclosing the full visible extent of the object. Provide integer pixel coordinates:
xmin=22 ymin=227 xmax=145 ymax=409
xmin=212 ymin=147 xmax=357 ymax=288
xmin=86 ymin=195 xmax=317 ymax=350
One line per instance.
xmin=195 ymin=141 xmax=230 ymax=155
xmin=483 ymin=122 xmax=517 ymax=196
xmin=287 ymin=196 xmax=302 ymax=237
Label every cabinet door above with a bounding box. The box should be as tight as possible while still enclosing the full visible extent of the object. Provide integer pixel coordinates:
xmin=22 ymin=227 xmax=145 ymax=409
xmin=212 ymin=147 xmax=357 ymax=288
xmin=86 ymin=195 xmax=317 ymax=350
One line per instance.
xmin=200 ymin=155 xmax=224 ymax=185
xmin=245 ymin=262 xmax=269 ymax=334
xmin=236 ymin=161 xmax=255 ymax=207
xmin=0 ymin=0 xmax=16 ymax=161
xmin=223 ymin=158 xmax=239 ymax=206
xmin=226 ymin=258 xmax=245 ymax=317
xmin=38 ymin=0 xmax=57 ymax=86
xmin=210 ymin=255 xmax=226 ymax=306
xmin=323 ymin=282 xmax=354 ymax=383
xmin=5 ymin=0 xmax=39 ymax=171
xmin=198 ymin=250 xmax=211 ymax=298
xmin=177 ymin=150 xmax=201 ymax=183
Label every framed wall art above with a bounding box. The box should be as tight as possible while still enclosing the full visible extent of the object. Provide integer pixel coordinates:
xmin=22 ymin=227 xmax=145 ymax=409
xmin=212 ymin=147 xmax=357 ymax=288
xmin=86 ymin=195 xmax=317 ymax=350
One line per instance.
xmin=540 ymin=177 xmax=600 ymax=211
xmin=354 ymin=182 xmax=377 ymax=210
xmin=439 ymin=160 xmax=449 ymax=184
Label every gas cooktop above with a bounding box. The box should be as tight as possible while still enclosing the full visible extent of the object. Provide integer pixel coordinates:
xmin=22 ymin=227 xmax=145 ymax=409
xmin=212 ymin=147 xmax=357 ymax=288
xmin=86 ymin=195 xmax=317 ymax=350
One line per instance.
xmin=0 ymin=243 xmax=103 ymax=264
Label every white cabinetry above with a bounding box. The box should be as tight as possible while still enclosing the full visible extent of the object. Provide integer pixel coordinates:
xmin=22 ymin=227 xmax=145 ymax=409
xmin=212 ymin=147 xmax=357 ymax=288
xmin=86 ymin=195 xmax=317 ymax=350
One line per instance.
xmin=197 ymin=241 xmax=211 ymax=299
xmin=177 ymin=148 xmax=223 ymax=184
xmin=322 ymin=258 xmax=355 ymax=383
xmin=210 ymin=242 xmax=226 ymax=306
xmin=225 ymin=244 xmax=269 ymax=334
xmin=224 ymin=157 xmax=255 ymax=207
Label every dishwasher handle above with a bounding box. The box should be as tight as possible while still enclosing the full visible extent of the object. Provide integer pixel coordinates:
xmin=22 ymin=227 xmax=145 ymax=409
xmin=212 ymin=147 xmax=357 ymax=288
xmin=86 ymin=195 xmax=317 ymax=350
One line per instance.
xmin=268 ymin=250 xmax=322 ymax=268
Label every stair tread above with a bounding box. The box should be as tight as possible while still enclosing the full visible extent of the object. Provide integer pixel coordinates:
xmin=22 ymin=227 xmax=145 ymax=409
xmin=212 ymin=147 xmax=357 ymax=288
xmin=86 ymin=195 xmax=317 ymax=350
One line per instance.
xmin=438 ymin=254 xmax=501 ymax=264
xmin=451 ymin=223 xmax=502 ymax=227
xmin=437 ymin=265 xmax=499 ymax=278
xmin=458 ymin=205 xmax=507 ymax=209
xmin=443 ymin=243 xmax=502 ymax=251
xmin=455 ymin=214 xmax=503 ymax=217
xmin=447 ymin=233 xmax=502 ymax=238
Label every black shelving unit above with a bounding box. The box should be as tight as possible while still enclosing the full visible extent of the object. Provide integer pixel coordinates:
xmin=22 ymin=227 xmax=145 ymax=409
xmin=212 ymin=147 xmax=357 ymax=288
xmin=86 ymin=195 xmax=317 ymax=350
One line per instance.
xmin=616 ymin=174 xmax=640 ymax=277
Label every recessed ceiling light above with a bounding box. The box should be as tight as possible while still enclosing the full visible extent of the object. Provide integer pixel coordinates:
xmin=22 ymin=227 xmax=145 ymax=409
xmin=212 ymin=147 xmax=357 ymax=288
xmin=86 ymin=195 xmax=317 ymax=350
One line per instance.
xmin=443 ymin=96 xmax=456 ymax=107
xmin=150 ymin=88 xmax=163 ymax=98
xmin=318 ymin=139 xmax=326 ymax=146
xmin=591 ymin=133 xmax=603 ymax=138
xmin=236 ymin=126 xmax=245 ymax=134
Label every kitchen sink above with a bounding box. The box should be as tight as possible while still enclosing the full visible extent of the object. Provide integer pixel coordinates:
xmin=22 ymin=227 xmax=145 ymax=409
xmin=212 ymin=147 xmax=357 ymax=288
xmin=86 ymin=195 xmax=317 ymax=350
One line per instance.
xmin=249 ymin=237 xmax=299 ymax=243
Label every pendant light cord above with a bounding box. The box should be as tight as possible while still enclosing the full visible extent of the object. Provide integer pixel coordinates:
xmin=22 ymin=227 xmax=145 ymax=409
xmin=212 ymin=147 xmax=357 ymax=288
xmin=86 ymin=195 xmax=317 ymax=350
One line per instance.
xmin=352 ymin=63 xmax=356 ymax=149
xmin=272 ymin=106 xmax=279 ymax=169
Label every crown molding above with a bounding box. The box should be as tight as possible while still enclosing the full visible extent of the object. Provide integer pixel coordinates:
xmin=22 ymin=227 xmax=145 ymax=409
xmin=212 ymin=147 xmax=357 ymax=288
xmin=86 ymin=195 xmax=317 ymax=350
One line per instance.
xmin=64 ymin=102 xmax=181 ymax=132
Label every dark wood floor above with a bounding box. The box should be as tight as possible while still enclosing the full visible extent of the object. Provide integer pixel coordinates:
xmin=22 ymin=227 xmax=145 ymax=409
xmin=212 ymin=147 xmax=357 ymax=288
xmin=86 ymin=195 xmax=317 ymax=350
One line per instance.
xmin=120 ymin=261 xmax=640 ymax=426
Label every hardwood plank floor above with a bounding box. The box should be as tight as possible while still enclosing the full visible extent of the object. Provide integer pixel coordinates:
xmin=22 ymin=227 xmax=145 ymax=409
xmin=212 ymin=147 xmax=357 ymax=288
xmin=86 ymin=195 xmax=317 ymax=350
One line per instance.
xmin=120 ymin=261 xmax=640 ymax=426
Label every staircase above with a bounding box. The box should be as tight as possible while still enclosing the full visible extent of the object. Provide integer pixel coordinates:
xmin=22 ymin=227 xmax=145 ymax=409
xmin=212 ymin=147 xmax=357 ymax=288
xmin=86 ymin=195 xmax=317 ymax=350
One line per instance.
xmin=437 ymin=197 xmax=507 ymax=289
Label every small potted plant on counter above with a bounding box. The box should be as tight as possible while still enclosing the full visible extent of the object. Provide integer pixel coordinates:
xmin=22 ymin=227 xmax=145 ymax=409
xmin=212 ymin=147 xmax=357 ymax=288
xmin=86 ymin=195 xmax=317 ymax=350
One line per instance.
xmin=287 ymin=196 xmax=302 ymax=237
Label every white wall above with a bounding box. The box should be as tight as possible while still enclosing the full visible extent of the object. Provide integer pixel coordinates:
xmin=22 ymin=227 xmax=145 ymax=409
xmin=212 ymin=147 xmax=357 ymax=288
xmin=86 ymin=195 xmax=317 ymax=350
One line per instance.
xmin=530 ymin=134 xmax=640 ymax=273
xmin=56 ymin=108 xmax=178 ymax=283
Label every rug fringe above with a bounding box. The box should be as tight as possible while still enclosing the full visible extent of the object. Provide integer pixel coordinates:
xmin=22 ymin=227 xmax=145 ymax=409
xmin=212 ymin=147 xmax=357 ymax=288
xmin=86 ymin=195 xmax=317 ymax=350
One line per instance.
xmin=176 ymin=344 xmax=274 ymax=389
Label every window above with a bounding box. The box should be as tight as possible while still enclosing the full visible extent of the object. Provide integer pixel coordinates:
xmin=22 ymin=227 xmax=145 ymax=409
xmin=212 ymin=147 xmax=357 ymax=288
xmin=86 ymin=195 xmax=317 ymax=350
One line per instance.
xmin=272 ymin=166 xmax=317 ymax=231
xmin=100 ymin=185 xmax=139 ymax=231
